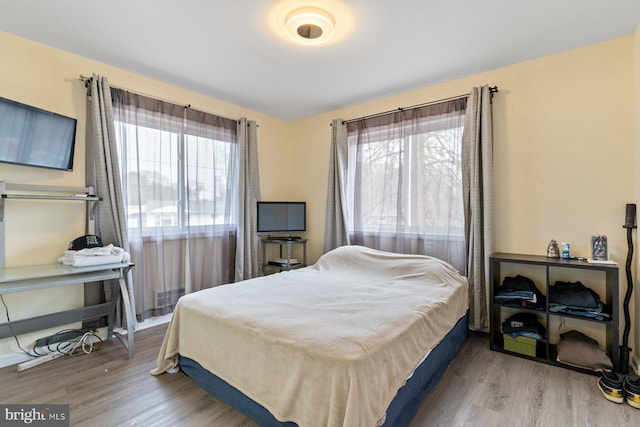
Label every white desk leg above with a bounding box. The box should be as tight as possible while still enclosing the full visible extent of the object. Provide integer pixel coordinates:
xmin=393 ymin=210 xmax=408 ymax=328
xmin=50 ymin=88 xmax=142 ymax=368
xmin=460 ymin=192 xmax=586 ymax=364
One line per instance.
xmin=118 ymin=275 xmax=135 ymax=358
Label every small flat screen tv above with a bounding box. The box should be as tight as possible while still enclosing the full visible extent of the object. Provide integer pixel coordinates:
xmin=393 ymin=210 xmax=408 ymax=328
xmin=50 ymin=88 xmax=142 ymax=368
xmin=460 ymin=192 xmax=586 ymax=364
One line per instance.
xmin=0 ymin=96 xmax=77 ymax=171
xmin=257 ymin=201 xmax=306 ymax=235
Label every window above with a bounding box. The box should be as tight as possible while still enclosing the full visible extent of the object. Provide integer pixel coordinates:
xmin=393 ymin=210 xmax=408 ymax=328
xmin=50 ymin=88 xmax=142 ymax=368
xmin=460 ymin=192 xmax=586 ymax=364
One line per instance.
xmin=111 ymin=92 xmax=238 ymax=238
xmin=345 ymin=98 xmax=467 ymax=269
xmin=110 ymin=88 xmax=239 ymax=320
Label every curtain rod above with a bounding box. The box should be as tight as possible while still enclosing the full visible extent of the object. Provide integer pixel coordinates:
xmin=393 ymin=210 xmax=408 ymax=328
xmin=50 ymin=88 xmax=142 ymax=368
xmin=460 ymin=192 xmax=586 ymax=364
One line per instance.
xmin=79 ymin=74 xmax=252 ymax=125
xmin=80 ymin=74 xmax=192 ymax=109
xmin=341 ymin=85 xmax=498 ymax=125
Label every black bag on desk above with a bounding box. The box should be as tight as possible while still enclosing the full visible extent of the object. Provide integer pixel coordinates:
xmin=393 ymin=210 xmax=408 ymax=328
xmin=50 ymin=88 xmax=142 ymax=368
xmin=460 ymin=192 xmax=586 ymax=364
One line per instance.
xmin=69 ymin=234 xmax=103 ymax=250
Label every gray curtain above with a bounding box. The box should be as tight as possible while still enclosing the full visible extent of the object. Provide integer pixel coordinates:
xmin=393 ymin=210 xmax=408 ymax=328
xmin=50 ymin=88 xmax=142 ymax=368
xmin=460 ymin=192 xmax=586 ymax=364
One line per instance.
xmin=462 ymin=85 xmax=494 ymax=331
xmin=235 ymin=118 xmax=261 ymax=281
xmin=323 ymin=119 xmax=350 ymax=252
xmin=86 ymin=74 xmax=136 ymax=329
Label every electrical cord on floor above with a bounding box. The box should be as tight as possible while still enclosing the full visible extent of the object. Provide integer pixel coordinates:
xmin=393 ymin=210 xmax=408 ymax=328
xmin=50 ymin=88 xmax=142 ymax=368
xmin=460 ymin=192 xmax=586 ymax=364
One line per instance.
xmin=2 ymin=295 xmax=103 ymax=359
xmin=53 ymin=330 xmax=103 ymax=355
xmin=30 ymin=329 xmax=103 ymax=357
xmin=0 ymin=294 xmax=38 ymax=357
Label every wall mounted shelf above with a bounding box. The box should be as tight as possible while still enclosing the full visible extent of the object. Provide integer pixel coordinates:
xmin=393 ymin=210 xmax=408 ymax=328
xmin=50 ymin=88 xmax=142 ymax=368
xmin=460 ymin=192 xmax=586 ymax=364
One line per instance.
xmin=0 ymin=182 xmax=100 ymax=266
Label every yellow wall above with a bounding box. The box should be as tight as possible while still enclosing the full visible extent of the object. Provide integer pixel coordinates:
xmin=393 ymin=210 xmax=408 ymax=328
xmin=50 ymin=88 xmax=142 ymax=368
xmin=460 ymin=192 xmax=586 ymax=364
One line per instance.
xmin=0 ymin=31 xmax=289 ymax=363
xmin=292 ymin=35 xmax=638 ymax=361
xmin=0 ymin=29 xmax=638 ymax=366
xmin=296 ymin=36 xmax=636 ymax=263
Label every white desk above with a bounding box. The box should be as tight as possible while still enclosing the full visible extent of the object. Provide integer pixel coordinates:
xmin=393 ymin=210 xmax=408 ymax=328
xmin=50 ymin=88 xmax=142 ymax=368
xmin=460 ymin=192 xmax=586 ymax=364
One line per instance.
xmin=0 ymin=262 xmax=134 ymax=358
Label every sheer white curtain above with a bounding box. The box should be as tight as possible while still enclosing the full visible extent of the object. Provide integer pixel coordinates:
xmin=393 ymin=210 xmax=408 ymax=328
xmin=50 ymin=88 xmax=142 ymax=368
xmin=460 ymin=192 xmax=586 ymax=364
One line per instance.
xmin=111 ymin=89 xmax=238 ymax=321
xmin=345 ymin=98 xmax=468 ymax=272
xmin=327 ymin=89 xmax=495 ymax=330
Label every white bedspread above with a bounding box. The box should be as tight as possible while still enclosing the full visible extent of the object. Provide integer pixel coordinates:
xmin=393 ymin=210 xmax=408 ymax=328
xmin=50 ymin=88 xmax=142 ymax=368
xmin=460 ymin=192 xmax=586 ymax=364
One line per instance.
xmin=152 ymin=245 xmax=468 ymax=427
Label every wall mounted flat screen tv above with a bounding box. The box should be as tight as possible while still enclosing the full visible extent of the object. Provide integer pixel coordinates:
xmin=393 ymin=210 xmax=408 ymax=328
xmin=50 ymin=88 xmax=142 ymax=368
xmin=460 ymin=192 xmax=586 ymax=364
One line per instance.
xmin=257 ymin=201 xmax=306 ymax=234
xmin=0 ymin=96 xmax=77 ymax=171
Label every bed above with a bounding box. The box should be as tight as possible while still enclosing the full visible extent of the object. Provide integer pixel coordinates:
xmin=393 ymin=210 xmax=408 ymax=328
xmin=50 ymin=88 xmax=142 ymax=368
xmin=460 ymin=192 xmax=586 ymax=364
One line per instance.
xmin=152 ymin=245 xmax=469 ymax=427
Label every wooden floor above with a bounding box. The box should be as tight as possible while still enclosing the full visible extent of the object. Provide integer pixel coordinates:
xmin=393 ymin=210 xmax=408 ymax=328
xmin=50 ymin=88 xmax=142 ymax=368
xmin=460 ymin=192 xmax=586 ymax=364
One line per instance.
xmin=0 ymin=325 xmax=637 ymax=427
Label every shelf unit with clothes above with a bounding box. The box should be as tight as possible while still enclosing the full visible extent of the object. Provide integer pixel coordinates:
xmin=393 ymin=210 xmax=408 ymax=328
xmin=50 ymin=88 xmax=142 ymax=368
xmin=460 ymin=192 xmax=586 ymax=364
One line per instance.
xmin=490 ymin=252 xmax=619 ymax=374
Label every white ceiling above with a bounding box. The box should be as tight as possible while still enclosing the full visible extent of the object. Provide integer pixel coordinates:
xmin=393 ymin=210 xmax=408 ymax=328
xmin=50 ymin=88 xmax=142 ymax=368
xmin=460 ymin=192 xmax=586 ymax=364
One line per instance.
xmin=0 ymin=0 xmax=639 ymax=121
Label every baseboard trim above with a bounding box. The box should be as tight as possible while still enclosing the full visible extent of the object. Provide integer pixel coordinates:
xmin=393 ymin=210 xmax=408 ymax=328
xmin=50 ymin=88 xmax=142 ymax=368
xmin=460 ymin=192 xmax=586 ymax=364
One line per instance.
xmin=0 ymin=327 xmax=111 ymax=370
xmin=0 ymin=353 xmax=33 ymax=369
xmin=0 ymin=317 xmax=170 ymax=370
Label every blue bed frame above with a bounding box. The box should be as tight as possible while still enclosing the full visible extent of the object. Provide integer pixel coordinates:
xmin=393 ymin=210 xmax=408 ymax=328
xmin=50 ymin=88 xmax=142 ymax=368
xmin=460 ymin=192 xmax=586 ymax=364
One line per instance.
xmin=179 ymin=312 xmax=469 ymax=427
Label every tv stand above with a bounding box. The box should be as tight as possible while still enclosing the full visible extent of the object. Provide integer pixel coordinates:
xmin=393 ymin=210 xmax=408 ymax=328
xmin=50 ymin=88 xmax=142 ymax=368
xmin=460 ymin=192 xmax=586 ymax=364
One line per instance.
xmin=261 ymin=237 xmax=307 ymax=275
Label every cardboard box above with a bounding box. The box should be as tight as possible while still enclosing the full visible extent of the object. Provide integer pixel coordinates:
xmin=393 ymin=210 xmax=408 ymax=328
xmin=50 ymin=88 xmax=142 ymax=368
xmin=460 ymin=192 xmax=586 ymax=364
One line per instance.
xmin=503 ymin=334 xmax=537 ymax=357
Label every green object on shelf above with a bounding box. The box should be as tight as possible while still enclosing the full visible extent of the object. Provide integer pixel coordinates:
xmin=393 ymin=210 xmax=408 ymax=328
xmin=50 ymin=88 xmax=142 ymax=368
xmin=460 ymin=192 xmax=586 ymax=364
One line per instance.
xmin=503 ymin=334 xmax=537 ymax=357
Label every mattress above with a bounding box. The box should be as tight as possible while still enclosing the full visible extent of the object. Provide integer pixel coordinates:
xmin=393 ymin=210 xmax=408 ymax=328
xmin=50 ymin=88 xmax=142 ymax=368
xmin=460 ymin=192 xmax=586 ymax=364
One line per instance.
xmin=180 ymin=312 xmax=469 ymax=427
xmin=152 ymin=245 xmax=468 ymax=427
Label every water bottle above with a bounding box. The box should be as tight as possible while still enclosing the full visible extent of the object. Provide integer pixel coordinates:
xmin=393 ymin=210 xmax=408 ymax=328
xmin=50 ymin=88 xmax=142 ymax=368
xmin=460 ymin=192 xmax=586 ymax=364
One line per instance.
xmin=561 ymin=242 xmax=570 ymax=259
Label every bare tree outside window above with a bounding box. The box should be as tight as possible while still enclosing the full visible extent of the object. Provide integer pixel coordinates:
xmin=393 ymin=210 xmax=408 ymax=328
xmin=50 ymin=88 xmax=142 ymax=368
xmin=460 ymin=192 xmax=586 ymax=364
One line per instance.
xmin=346 ymin=99 xmax=467 ymax=271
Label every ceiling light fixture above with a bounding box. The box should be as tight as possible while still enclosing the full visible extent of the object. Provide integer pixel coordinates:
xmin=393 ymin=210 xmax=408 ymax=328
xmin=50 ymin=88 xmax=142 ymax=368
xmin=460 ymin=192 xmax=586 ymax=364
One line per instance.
xmin=285 ymin=7 xmax=335 ymax=45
